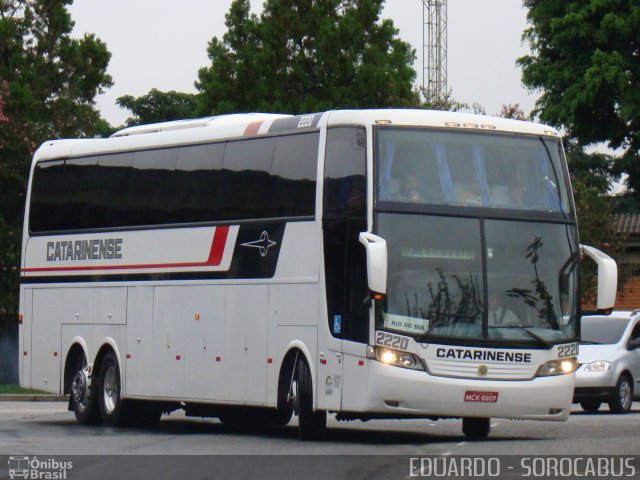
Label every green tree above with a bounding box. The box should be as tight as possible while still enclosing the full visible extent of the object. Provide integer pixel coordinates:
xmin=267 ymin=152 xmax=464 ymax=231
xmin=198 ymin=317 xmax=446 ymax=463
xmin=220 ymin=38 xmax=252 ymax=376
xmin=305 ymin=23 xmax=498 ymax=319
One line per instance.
xmin=419 ymin=88 xmax=473 ymax=112
xmin=565 ymin=142 xmax=617 ymax=194
xmin=564 ymin=145 xmax=627 ymax=303
xmin=499 ymin=103 xmax=527 ymax=121
xmin=0 ymin=0 xmax=112 ymax=377
xmin=117 ymin=88 xmax=199 ymax=127
xmin=518 ymin=0 xmax=640 ymax=198
xmin=196 ymin=0 xmax=418 ymax=115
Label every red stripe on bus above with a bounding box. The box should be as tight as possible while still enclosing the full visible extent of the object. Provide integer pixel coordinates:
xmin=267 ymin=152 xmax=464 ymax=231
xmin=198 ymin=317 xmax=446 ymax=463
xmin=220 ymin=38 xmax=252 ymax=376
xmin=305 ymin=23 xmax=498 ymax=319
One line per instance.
xmin=206 ymin=225 xmax=229 ymax=265
xmin=22 ymin=226 xmax=230 ymax=273
xmin=243 ymin=121 xmax=263 ymax=136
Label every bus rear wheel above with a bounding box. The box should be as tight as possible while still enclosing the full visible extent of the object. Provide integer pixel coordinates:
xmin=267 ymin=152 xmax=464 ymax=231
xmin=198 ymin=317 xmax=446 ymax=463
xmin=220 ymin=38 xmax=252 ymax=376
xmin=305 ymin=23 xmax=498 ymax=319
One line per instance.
xmin=97 ymin=350 xmax=132 ymax=426
xmin=291 ymin=357 xmax=326 ymax=440
xmin=462 ymin=417 xmax=491 ymax=440
xmin=70 ymin=353 xmax=100 ymax=425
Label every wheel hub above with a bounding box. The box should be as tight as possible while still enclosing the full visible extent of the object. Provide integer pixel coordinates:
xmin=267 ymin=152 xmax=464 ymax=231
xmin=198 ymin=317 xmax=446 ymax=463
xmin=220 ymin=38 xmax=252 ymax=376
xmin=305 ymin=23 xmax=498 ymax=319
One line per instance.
xmin=289 ymin=378 xmax=300 ymax=415
xmin=102 ymin=366 xmax=118 ymax=414
xmin=71 ymin=368 xmax=89 ymax=406
xmin=620 ymin=380 xmax=632 ymax=410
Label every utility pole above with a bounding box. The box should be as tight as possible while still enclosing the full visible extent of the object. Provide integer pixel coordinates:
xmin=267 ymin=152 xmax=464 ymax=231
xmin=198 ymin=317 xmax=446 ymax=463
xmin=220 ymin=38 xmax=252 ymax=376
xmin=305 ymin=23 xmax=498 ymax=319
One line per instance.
xmin=423 ymin=0 xmax=447 ymax=101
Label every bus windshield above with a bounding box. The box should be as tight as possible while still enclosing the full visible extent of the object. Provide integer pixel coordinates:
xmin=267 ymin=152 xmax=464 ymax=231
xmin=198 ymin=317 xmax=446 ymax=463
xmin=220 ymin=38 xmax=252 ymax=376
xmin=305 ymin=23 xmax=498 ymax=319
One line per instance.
xmin=374 ymin=128 xmax=578 ymax=345
xmin=376 ymin=127 xmax=570 ymax=214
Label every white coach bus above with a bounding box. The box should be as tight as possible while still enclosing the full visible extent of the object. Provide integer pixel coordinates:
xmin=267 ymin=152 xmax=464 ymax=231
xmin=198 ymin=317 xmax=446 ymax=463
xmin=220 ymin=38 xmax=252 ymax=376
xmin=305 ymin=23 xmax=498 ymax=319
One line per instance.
xmin=19 ymin=110 xmax=617 ymax=439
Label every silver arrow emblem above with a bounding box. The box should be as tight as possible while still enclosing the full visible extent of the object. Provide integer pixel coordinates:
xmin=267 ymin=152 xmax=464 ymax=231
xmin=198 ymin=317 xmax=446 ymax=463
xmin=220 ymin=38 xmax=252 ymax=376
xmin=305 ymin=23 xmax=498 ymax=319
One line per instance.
xmin=240 ymin=231 xmax=277 ymax=257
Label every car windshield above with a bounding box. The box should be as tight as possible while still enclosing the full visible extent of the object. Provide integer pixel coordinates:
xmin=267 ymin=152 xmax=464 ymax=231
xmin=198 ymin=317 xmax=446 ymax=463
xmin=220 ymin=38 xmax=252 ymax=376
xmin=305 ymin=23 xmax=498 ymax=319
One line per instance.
xmin=581 ymin=316 xmax=630 ymax=344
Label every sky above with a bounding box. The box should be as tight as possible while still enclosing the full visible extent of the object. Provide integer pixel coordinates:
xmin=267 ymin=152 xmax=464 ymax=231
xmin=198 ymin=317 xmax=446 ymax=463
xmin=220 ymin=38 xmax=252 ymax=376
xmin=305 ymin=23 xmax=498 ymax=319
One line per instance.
xmin=68 ymin=0 xmax=535 ymax=127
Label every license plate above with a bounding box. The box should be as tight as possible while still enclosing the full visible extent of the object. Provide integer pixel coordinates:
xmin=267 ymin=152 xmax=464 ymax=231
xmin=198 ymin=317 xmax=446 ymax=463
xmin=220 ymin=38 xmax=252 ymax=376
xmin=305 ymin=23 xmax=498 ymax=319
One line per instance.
xmin=464 ymin=391 xmax=499 ymax=403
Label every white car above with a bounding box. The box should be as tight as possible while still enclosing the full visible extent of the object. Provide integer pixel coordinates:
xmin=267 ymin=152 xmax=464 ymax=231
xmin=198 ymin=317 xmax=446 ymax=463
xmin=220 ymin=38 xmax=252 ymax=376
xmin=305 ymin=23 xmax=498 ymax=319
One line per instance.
xmin=574 ymin=311 xmax=640 ymax=413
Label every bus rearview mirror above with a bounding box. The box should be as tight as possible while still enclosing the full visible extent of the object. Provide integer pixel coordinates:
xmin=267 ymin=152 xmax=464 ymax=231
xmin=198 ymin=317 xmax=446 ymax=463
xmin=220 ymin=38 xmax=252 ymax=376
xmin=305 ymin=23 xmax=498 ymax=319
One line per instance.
xmin=580 ymin=244 xmax=617 ymax=313
xmin=359 ymin=232 xmax=387 ymax=295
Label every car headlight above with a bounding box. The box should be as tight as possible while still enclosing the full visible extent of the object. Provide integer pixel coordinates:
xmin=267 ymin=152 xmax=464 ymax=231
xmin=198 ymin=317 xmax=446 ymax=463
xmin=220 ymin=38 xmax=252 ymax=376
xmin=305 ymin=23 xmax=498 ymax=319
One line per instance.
xmin=583 ymin=360 xmax=613 ymax=372
xmin=536 ymin=357 xmax=578 ymax=377
xmin=366 ymin=346 xmax=425 ymax=371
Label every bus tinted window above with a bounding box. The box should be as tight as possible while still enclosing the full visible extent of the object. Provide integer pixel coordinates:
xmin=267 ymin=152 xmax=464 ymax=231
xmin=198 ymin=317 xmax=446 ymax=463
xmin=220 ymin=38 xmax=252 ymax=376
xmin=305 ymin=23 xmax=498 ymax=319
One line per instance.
xmin=130 ymin=148 xmax=178 ymax=225
xmin=63 ymin=157 xmax=100 ymax=230
xmin=94 ymin=153 xmax=134 ymax=229
xmin=218 ymin=137 xmax=277 ymax=220
xmin=173 ymin=143 xmax=225 ymax=224
xmin=323 ymin=127 xmax=366 ymax=218
xmin=29 ymin=160 xmax=66 ymax=232
xmin=271 ymin=133 xmax=318 ymax=217
xmin=29 ymin=133 xmax=319 ymax=233
xmin=323 ymin=127 xmax=368 ymax=343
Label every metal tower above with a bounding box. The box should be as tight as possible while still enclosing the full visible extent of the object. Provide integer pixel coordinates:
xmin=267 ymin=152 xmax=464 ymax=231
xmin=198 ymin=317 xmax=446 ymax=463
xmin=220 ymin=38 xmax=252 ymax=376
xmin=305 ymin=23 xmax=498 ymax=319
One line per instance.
xmin=423 ymin=0 xmax=448 ymax=101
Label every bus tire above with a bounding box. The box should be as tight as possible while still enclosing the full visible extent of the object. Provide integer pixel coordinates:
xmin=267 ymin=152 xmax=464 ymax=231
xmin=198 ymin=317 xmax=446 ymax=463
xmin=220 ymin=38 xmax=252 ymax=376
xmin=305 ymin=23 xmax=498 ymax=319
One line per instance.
xmin=70 ymin=352 xmax=100 ymax=425
xmin=97 ymin=350 xmax=132 ymax=426
xmin=462 ymin=417 xmax=490 ymax=440
xmin=608 ymin=374 xmax=633 ymax=414
xmin=292 ymin=357 xmax=326 ymax=440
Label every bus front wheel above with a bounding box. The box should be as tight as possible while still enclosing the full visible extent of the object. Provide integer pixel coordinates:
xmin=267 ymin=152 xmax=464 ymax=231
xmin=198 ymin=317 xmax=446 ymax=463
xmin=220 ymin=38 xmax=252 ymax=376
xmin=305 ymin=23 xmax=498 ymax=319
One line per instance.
xmin=462 ymin=417 xmax=491 ymax=440
xmin=291 ymin=357 xmax=326 ymax=440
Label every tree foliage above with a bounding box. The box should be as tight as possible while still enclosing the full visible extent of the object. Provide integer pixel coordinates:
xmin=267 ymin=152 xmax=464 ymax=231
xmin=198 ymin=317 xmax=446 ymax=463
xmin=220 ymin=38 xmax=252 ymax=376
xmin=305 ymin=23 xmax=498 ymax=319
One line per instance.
xmin=117 ymin=88 xmax=198 ymax=127
xmin=0 ymin=0 xmax=111 ymax=335
xmin=419 ymin=88 xmax=476 ymax=113
xmin=518 ymin=0 xmax=640 ymax=198
xmin=565 ymin=141 xmax=617 ymax=194
xmin=499 ymin=103 xmax=527 ymax=121
xmin=565 ymin=145 xmax=628 ymax=301
xmin=196 ymin=0 xmax=418 ymax=115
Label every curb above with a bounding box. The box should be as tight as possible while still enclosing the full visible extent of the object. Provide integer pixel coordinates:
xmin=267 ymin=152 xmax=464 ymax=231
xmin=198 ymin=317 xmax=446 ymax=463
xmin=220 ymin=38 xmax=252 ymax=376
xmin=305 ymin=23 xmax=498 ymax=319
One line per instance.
xmin=0 ymin=394 xmax=67 ymax=402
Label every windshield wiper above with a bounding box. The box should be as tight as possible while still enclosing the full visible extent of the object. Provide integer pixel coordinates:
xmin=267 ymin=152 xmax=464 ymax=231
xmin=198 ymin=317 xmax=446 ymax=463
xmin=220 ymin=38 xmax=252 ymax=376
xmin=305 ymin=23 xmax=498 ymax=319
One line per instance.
xmin=580 ymin=340 xmax=601 ymax=345
xmin=495 ymin=325 xmax=553 ymax=348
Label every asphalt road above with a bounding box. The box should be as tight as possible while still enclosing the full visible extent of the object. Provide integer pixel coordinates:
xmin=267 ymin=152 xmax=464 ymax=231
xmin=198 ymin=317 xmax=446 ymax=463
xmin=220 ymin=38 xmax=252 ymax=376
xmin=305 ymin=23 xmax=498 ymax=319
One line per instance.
xmin=1 ymin=401 xmax=639 ymax=479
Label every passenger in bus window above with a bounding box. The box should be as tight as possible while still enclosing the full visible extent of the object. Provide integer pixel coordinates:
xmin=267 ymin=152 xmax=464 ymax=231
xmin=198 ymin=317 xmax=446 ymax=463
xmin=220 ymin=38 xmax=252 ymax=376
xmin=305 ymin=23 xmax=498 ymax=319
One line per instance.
xmin=488 ymin=294 xmax=520 ymax=326
xmin=508 ymin=182 xmax=525 ymax=209
xmin=397 ymin=173 xmax=424 ymax=202
xmin=457 ymin=180 xmax=482 ymax=205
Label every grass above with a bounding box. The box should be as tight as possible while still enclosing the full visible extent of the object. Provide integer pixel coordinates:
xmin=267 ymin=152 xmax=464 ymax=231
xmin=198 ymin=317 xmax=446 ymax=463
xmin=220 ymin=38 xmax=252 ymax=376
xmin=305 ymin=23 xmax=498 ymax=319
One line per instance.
xmin=0 ymin=384 xmax=48 ymax=394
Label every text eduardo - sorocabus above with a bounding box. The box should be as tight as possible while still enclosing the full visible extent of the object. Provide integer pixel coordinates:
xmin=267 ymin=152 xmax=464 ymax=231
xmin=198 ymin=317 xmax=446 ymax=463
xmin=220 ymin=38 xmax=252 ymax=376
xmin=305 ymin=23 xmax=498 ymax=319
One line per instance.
xmin=46 ymin=238 xmax=123 ymax=262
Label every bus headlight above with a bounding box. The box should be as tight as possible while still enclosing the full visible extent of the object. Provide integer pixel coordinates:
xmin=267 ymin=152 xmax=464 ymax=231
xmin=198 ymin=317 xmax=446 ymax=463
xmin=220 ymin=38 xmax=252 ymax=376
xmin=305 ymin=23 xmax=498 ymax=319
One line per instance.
xmin=367 ymin=346 xmax=424 ymax=371
xmin=535 ymin=357 xmax=578 ymax=377
xmin=583 ymin=360 xmax=613 ymax=372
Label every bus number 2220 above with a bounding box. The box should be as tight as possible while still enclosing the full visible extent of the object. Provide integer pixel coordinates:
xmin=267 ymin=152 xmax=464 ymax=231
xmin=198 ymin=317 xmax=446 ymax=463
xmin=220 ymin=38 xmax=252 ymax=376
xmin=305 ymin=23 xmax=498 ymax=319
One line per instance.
xmin=375 ymin=331 xmax=409 ymax=351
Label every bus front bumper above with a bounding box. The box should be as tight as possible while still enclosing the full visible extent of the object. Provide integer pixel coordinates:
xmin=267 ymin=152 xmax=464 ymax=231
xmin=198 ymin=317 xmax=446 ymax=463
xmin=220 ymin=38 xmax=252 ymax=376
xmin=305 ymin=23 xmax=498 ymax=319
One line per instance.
xmin=361 ymin=361 xmax=573 ymax=421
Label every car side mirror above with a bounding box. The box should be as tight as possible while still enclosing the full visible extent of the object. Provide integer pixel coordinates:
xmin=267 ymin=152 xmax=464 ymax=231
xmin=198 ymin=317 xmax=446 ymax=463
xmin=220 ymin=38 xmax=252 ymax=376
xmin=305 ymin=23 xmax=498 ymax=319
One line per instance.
xmin=628 ymin=339 xmax=640 ymax=350
xmin=359 ymin=232 xmax=387 ymax=295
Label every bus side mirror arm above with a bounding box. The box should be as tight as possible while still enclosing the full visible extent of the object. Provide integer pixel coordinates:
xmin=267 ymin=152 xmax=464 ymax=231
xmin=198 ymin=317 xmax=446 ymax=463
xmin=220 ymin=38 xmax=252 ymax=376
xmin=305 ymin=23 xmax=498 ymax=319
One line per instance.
xmin=359 ymin=232 xmax=387 ymax=295
xmin=580 ymin=244 xmax=618 ymax=314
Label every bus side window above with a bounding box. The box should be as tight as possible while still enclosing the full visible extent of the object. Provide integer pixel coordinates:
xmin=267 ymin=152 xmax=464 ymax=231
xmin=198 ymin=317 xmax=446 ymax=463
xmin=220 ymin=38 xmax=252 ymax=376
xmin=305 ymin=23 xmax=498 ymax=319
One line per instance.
xmin=173 ymin=143 xmax=225 ymax=224
xmin=218 ymin=137 xmax=277 ymax=221
xmin=29 ymin=160 xmax=66 ymax=233
xmin=271 ymin=132 xmax=319 ymax=217
xmin=130 ymin=148 xmax=178 ymax=226
xmin=94 ymin=153 xmax=134 ymax=229
xmin=323 ymin=127 xmax=368 ymax=343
